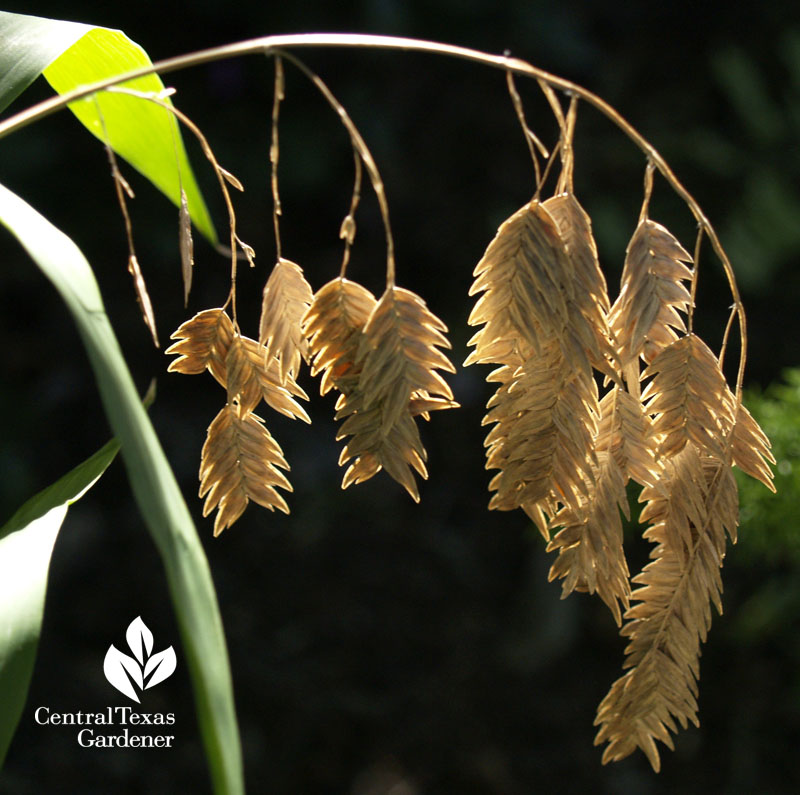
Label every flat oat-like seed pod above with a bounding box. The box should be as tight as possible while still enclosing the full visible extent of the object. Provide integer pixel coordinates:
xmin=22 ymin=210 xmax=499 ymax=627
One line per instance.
xmin=610 ymin=219 xmax=693 ymax=366
xmin=198 ymin=401 xmax=292 ymax=535
xmin=303 ymin=277 xmax=377 ymax=396
xmin=594 ymin=444 xmax=739 ymax=771
xmin=467 ymin=201 xmax=574 ymax=354
xmin=642 ymin=334 xmax=735 ymax=462
xmin=224 ymin=335 xmax=310 ymax=421
xmin=166 ymin=307 xmax=234 ymax=386
xmin=259 ymin=258 xmax=314 ymax=384
xmin=357 ymin=285 xmax=455 ymax=434
xmin=730 ymin=402 xmax=776 ymax=492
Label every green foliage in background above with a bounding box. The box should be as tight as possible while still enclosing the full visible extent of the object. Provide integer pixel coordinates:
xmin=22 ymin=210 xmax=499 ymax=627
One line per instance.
xmin=738 ymin=370 xmax=800 ymax=562
xmin=711 ymin=36 xmax=800 ymax=294
xmin=733 ymin=371 xmax=800 ymax=645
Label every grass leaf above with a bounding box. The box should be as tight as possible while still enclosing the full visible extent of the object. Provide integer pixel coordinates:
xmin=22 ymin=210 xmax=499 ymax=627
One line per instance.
xmin=0 ymin=439 xmax=118 ymax=768
xmin=0 ymin=11 xmax=216 ymax=243
xmin=0 ymin=181 xmax=243 ymax=794
xmin=0 ymin=11 xmax=89 ymax=112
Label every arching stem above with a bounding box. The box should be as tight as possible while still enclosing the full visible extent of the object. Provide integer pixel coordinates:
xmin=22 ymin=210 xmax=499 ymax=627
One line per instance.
xmin=0 ymin=33 xmax=747 ymax=395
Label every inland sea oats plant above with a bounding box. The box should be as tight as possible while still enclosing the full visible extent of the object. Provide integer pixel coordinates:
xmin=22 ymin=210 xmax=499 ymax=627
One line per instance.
xmin=0 ymin=12 xmax=776 ymax=788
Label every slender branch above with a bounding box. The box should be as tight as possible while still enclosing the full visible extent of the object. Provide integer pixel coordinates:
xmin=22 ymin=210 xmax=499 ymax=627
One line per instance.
xmin=538 ymin=78 xmax=566 ymax=130
xmin=0 ymin=31 xmax=747 ymax=393
xmin=94 ymin=97 xmax=160 ymax=347
xmin=537 ymin=139 xmax=562 ymax=200
xmin=689 ymin=226 xmax=704 ymax=335
xmin=276 ymin=49 xmax=396 ymax=286
xmin=106 ymin=86 xmax=246 ymax=323
xmin=339 ymin=146 xmax=362 ymax=277
xmin=558 ymin=96 xmax=579 ymax=195
xmin=639 ymin=160 xmax=656 ymax=222
xmin=506 ymin=70 xmax=545 ymax=191
xmin=719 ymin=305 xmax=737 ymax=372
xmin=270 ymin=56 xmax=284 ymax=262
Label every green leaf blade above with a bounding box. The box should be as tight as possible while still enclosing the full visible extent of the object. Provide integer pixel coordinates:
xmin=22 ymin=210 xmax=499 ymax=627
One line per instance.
xmin=0 ymin=439 xmax=119 ymax=768
xmin=0 ymin=11 xmax=216 ymax=244
xmin=0 ymin=11 xmax=89 ymax=113
xmin=0 ymin=181 xmax=242 ymax=794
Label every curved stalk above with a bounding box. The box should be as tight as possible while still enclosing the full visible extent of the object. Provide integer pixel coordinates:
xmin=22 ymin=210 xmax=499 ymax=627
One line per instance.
xmin=106 ymin=86 xmax=247 ymax=323
xmin=276 ymin=50 xmax=396 ymax=286
xmin=0 ymin=32 xmax=747 ymax=395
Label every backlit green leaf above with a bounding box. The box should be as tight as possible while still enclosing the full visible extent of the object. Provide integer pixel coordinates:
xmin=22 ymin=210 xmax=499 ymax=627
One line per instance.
xmin=0 ymin=440 xmax=118 ymax=768
xmin=0 ymin=11 xmax=216 ymax=243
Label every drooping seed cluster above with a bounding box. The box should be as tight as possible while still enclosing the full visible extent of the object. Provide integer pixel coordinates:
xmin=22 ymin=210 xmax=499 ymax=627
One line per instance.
xmin=463 ymin=181 xmax=774 ymax=771
xmin=163 ymin=64 xmax=775 ymax=773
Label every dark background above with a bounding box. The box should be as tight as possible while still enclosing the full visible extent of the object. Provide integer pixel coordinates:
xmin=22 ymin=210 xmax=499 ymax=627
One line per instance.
xmin=1 ymin=1 xmax=799 ymax=793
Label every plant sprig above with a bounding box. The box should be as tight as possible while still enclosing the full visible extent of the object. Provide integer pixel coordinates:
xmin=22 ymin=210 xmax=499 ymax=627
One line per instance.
xmin=0 ymin=33 xmax=748 ymax=397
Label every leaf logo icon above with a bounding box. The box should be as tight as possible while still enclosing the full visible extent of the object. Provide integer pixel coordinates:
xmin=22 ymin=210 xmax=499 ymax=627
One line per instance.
xmin=103 ymin=617 xmax=177 ymax=702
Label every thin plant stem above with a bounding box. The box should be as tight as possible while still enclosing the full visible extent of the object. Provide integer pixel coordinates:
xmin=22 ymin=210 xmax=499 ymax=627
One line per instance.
xmin=94 ymin=97 xmax=159 ymax=347
xmin=167 ymin=95 xmax=195 ymax=307
xmin=270 ymin=56 xmax=284 ymax=262
xmin=557 ymin=96 xmax=578 ymax=195
xmin=689 ymin=226 xmax=704 ymax=336
xmin=0 ymin=32 xmax=747 ymax=395
xmin=95 ymin=98 xmax=136 ymax=261
xmin=106 ymin=86 xmax=246 ymax=325
xmin=719 ymin=305 xmax=737 ymax=372
xmin=276 ymin=50 xmax=396 ymax=286
xmin=538 ymin=78 xmax=566 ymax=129
xmin=340 ymin=146 xmax=363 ymax=277
xmin=536 ymin=139 xmax=562 ymax=200
xmin=506 ymin=70 xmax=546 ymax=191
xmin=639 ymin=160 xmax=656 ymax=222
